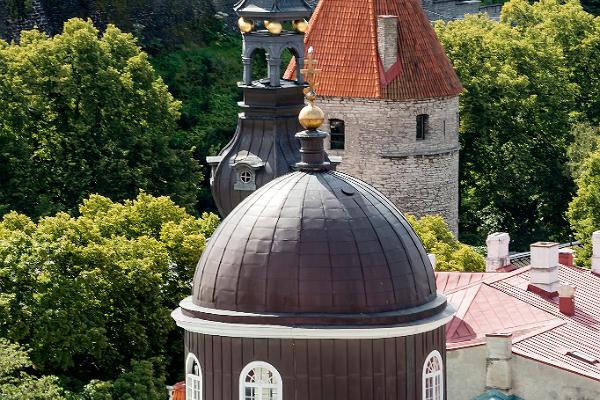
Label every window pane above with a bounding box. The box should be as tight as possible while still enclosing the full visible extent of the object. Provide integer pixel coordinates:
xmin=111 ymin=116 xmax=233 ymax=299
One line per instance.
xmin=330 ymin=119 xmax=345 ymax=150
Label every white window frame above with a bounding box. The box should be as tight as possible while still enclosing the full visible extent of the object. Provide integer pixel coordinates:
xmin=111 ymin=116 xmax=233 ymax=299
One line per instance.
xmin=186 ymin=353 xmax=202 ymax=400
xmin=239 ymin=361 xmax=282 ymax=400
xmin=422 ymin=350 xmax=444 ymax=400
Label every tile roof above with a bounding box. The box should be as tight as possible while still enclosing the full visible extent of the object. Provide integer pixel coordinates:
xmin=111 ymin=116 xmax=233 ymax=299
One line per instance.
xmin=437 ymin=266 xmax=600 ymax=381
xmin=284 ymin=0 xmax=463 ymax=100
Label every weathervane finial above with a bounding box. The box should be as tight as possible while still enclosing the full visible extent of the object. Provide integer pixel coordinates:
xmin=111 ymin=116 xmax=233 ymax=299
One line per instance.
xmin=298 ymin=47 xmax=325 ymax=130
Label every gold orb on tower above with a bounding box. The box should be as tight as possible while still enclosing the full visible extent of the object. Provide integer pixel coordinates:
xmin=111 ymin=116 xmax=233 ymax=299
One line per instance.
xmin=237 ymin=17 xmax=254 ymax=33
xmin=293 ymin=19 xmax=309 ymax=33
xmin=265 ymin=20 xmax=282 ymax=35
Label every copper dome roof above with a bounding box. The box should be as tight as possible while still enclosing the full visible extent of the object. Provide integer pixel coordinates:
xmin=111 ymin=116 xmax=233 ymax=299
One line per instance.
xmin=188 ymin=170 xmax=445 ymax=326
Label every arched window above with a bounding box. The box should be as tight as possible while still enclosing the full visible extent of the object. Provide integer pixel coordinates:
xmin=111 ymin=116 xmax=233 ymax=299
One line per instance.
xmin=186 ymin=354 xmax=202 ymax=400
xmin=329 ymin=119 xmax=345 ymax=150
xmin=239 ymin=361 xmax=282 ymax=400
xmin=423 ymin=350 xmax=444 ymax=400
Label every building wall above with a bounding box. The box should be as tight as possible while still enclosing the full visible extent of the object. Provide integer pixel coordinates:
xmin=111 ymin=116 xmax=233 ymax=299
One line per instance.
xmin=447 ymin=345 xmax=600 ymax=400
xmin=320 ymin=96 xmax=460 ymax=234
xmin=184 ymin=326 xmax=446 ymax=400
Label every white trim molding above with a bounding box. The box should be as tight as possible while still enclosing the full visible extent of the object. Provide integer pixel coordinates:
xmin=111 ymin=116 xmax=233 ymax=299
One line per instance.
xmin=239 ymin=361 xmax=283 ymax=400
xmin=171 ymin=300 xmax=455 ymax=340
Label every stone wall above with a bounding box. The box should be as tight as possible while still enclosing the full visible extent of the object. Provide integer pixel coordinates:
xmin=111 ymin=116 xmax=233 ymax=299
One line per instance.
xmin=319 ymin=96 xmax=460 ymax=234
xmin=447 ymin=345 xmax=600 ymax=399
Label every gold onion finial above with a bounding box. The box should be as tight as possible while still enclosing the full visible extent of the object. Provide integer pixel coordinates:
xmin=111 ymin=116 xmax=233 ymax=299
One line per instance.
xmin=298 ymin=47 xmax=325 ymax=130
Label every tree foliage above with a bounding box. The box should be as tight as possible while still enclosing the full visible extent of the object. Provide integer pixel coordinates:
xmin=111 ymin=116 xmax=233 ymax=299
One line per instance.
xmin=0 ymin=193 xmax=218 ymax=390
xmin=407 ymin=215 xmax=485 ymax=272
xmin=567 ymin=148 xmax=600 ymax=267
xmin=0 ymin=339 xmax=66 ymax=400
xmin=567 ymin=122 xmax=600 ymax=180
xmin=434 ymin=0 xmax=600 ymax=249
xmin=0 ymin=19 xmax=202 ymax=219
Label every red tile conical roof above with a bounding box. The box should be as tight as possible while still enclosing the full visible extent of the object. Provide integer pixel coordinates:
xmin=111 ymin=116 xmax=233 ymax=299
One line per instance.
xmin=285 ymin=0 xmax=463 ymax=100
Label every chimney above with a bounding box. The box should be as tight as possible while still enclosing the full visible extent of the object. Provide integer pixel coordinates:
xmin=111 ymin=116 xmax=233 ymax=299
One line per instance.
xmin=485 ymin=232 xmax=511 ymax=272
xmin=528 ymin=242 xmax=560 ymax=297
xmin=377 ymin=16 xmax=398 ymax=71
xmin=485 ymin=333 xmax=512 ymax=391
xmin=558 ymin=284 xmax=576 ymax=316
xmin=428 ymin=253 xmax=436 ymax=270
xmin=592 ymin=231 xmax=600 ymax=275
xmin=558 ymin=248 xmax=574 ymax=267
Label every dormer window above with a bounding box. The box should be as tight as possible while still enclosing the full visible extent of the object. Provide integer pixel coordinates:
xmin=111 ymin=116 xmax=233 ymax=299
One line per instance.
xmin=417 ymin=114 xmax=429 ymax=140
xmin=235 ymin=167 xmax=256 ymax=191
xmin=231 ymin=151 xmax=265 ymax=191
xmin=329 ymin=119 xmax=345 ymax=150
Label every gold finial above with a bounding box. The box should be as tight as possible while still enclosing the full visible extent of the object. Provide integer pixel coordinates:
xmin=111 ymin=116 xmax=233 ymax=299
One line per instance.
xmin=238 ymin=17 xmax=254 ymax=33
xmin=293 ymin=19 xmax=309 ymax=33
xmin=298 ymin=47 xmax=325 ymax=130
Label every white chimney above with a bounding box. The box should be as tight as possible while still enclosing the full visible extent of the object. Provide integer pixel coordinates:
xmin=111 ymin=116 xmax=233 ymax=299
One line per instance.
xmin=428 ymin=253 xmax=436 ymax=270
xmin=485 ymin=333 xmax=512 ymax=391
xmin=377 ymin=16 xmax=398 ymax=71
xmin=529 ymin=242 xmax=560 ymax=296
xmin=592 ymin=231 xmax=600 ymax=275
xmin=485 ymin=232 xmax=510 ymax=272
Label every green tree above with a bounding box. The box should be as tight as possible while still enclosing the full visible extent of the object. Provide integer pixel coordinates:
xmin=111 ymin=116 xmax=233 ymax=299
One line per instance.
xmin=567 ymin=122 xmax=600 ymax=180
xmin=407 ymin=215 xmax=485 ymax=272
xmin=435 ymin=10 xmax=578 ymax=249
xmin=0 ymin=339 xmax=66 ymax=400
xmin=502 ymin=0 xmax=600 ymax=123
xmin=567 ymin=148 xmax=600 ymax=267
xmin=79 ymin=358 xmax=166 ymax=400
xmin=0 ymin=193 xmax=218 ymax=389
xmin=0 ymin=18 xmax=201 ymax=219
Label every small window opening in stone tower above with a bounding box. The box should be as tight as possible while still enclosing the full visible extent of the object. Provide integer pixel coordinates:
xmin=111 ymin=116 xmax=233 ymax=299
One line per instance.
xmin=417 ymin=114 xmax=429 ymax=140
xmin=329 ymin=119 xmax=345 ymax=150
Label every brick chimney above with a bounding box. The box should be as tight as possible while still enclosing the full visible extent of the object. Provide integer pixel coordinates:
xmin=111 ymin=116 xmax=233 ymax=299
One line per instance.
xmin=377 ymin=16 xmax=399 ymax=71
xmin=559 ymin=248 xmax=574 ymax=267
xmin=558 ymin=284 xmax=576 ymax=316
xmin=485 ymin=333 xmax=512 ymax=391
xmin=592 ymin=231 xmax=600 ymax=275
xmin=485 ymin=232 xmax=511 ymax=272
xmin=528 ymin=242 xmax=560 ymax=297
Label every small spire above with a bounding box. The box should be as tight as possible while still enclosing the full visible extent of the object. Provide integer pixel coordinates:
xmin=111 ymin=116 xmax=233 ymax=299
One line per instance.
xmin=296 ymin=48 xmax=330 ymax=172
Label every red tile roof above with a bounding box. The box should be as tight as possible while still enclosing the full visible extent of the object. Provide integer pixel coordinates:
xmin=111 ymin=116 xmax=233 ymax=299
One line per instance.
xmin=284 ymin=0 xmax=463 ymax=100
xmin=437 ymin=267 xmax=600 ymax=381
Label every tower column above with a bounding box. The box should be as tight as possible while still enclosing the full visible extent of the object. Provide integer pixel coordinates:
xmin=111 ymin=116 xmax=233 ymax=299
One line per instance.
xmin=242 ymin=56 xmax=252 ymax=85
xmin=268 ymin=55 xmax=282 ymax=87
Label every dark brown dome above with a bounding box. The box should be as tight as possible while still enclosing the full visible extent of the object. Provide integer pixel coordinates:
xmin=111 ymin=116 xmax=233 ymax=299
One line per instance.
xmin=188 ymin=170 xmax=445 ymax=325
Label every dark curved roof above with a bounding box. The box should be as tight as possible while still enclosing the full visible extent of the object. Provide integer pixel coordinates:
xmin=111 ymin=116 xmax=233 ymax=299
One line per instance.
xmin=190 ymin=170 xmax=443 ymax=325
xmin=284 ymin=0 xmax=463 ymax=100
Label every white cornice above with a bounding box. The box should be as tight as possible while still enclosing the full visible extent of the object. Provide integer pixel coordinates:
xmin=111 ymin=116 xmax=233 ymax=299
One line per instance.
xmin=171 ymin=303 xmax=455 ymax=340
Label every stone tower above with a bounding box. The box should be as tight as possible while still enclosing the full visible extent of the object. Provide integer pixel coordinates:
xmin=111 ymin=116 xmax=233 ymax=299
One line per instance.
xmin=207 ymin=0 xmax=316 ymax=216
xmin=285 ymin=0 xmax=463 ymax=233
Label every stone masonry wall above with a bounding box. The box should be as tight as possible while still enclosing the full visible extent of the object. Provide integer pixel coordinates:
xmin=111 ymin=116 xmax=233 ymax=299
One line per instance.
xmin=320 ymin=96 xmax=460 ymax=234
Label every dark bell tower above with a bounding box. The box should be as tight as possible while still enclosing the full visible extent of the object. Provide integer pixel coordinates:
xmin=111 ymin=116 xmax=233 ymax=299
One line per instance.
xmin=207 ymin=0 xmax=312 ymax=216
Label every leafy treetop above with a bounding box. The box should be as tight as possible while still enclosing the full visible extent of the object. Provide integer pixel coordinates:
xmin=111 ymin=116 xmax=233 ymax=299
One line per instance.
xmin=0 ymin=18 xmax=201 ymax=219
